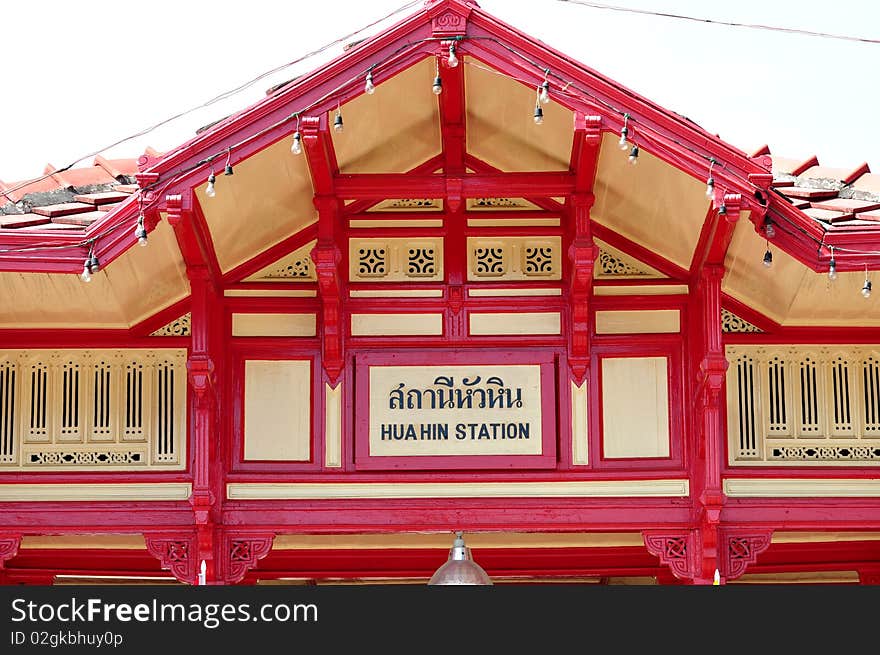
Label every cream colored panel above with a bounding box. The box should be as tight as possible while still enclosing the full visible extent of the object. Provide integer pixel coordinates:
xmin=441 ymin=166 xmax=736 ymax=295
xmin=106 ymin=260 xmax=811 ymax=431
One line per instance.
xmin=273 ymin=532 xmax=645 ymax=550
xmin=232 ymin=313 xmax=316 ymax=337
xmin=732 ymin=571 xmax=859 ymax=584
xmin=350 ymin=237 xmax=443 ymax=282
xmin=367 ymin=198 xmax=442 ymax=212
xmin=595 ymin=310 xmax=680 ymax=334
xmin=350 ymin=219 xmax=443 ymax=228
xmin=349 ymin=289 xmax=443 ymax=298
xmin=351 ymin=313 xmax=443 ymax=336
xmin=468 ymin=288 xmax=561 ymax=297
xmin=332 ymin=58 xmax=441 ymax=174
xmin=224 ymin=289 xmax=316 ymax=298
xmin=0 ymin=221 xmax=188 ymax=329
xmin=571 ymin=381 xmax=589 ymax=465
xmin=243 ymin=240 xmax=316 ymax=282
xmin=244 ymin=360 xmax=311 ymax=461
xmin=466 ymin=198 xmax=544 ymax=212
xmin=469 ymin=312 xmax=560 ymax=335
xmin=0 ymin=483 xmax=191 ymax=502
xmin=594 ymin=285 xmax=688 ymax=296
xmin=467 ymin=236 xmax=561 ymax=282
xmin=466 ymin=60 xmax=572 ymax=172
xmin=602 ymin=357 xmax=670 ymax=458
xmin=227 ymin=479 xmax=690 ymax=500
xmin=592 ymin=132 xmax=707 ymax=270
xmin=724 ymin=478 xmax=880 ymax=497
xmin=324 ymin=383 xmax=342 ymax=468
xmin=467 ymin=218 xmax=560 ymax=227
xmin=197 ymin=136 xmax=317 ymax=273
xmin=21 ymin=535 xmax=146 ymax=550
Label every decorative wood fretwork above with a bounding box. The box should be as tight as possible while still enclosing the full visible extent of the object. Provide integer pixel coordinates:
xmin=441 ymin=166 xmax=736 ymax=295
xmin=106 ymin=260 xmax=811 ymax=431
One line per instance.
xmin=596 ymin=249 xmax=650 ymax=276
xmin=467 ymin=197 xmax=529 ymax=210
xmin=721 ymin=309 xmax=763 ymax=333
xmin=643 ymin=532 xmax=696 ymax=581
xmin=146 ymin=534 xmax=198 ymax=585
xmin=244 ymin=241 xmax=317 ymax=282
xmin=221 ymin=534 xmax=275 ymax=584
xmin=349 ymin=238 xmax=444 ymax=282
xmin=721 ymin=531 xmax=772 ymax=581
xmin=467 ymin=237 xmax=561 ymax=282
xmin=0 ymin=349 xmax=187 ymax=470
xmin=150 ymin=313 xmax=191 ymax=337
xmin=0 ymin=535 xmax=21 ymax=569
xmin=727 ymin=345 xmax=880 ymax=465
xmin=368 ymin=198 xmax=441 ymax=212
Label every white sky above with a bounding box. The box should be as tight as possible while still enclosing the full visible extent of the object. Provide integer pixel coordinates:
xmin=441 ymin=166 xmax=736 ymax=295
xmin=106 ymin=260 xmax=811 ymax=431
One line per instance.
xmin=0 ymin=0 xmax=877 ymax=182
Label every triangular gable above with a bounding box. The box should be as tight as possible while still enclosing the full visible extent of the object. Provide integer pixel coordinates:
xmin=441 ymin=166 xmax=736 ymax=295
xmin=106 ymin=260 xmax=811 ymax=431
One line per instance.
xmin=243 ymin=241 xmax=317 ymax=282
xmin=594 ymin=240 xmax=666 ymax=279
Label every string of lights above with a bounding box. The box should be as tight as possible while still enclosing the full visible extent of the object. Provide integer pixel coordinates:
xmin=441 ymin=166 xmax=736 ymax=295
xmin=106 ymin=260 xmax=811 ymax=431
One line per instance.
xmin=1 ymin=14 xmax=878 ymax=296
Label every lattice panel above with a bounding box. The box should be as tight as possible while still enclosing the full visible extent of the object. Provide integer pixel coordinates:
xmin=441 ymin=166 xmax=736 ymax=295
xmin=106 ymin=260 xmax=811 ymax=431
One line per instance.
xmin=349 ymin=238 xmax=444 ymax=283
xmin=727 ymin=346 xmax=880 ymax=466
xmin=367 ymin=198 xmax=442 ymax=212
xmin=0 ymin=350 xmax=187 ymax=470
xmin=467 ymin=237 xmax=562 ymax=282
xmin=244 ymin=241 xmax=317 ymax=282
xmin=150 ymin=314 xmax=191 ymax=337
xmin=721 ymin=309 xmax=763 ymax=333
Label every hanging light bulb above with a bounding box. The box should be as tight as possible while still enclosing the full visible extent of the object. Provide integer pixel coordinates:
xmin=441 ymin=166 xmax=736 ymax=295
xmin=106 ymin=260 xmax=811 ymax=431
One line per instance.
xmin=533 ymin=104 xmax=544 ymax=125
xmin=224 ymin=149 xmax=233 ymax=176
xmin=764 ymin=217 xmax=776 ymax=239
xmin=432 ymin=74 xmax=443 ymax=95
xmin=364 ymin=70 xmax=375 ymax=95
xmin=447 ymin=42 xmax=459 ymax=68
xmin=763 ymin=245 xmax=773 ymax=268
xmin=828 ymin=247 xmax=837 ymax=281
xmin=291 ymin=131 xmax=302 ymax=155
xmin=428 ymin=532 xmax=492 ymax=586
xmin=333 ymin=108 xmax=344 ymax=133
xmin=89 ymin=253 xmax=101 ymax=273
xmin=862 ymin=265 xmax=872 ymax=298
xmin=628 ymin=145 xmax=639 ymax=165
xmin=705 ymin=158 xmax=716 ymax=198
xmin=205 ymin=171 xmax=216 ymax=198
xmin=539 ymin=79 xmax=550 ymax=104
xmin=619 ymin=113 xmax=630 ymax=150
xmin=80 ymin=257 xmax=92 ymax=283
xmin=134 ymin=213 xmax=148 ymax=247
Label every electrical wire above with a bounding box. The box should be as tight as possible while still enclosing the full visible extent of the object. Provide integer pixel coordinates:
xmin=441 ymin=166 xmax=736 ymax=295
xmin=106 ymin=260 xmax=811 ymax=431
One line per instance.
xmin=554 ymin=0 xmax=880 ymax=45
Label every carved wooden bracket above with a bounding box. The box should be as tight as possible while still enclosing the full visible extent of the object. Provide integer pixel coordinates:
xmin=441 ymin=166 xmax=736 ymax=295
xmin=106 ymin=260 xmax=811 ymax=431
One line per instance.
xmin=643 ymin=531 xmax=697 ymax=581
xmin=311 ymin=241 xmax=344 ymax=385
xmin=186 ymin=356 xmax=216 ymax=404
xmin=0 ymin=535 xmax=22 ymax=569
xmin=220 ymin=533 xmax=275 ymax=584
xmin=567 ymin=192 xmax=597 ymax=385
xmin=146 ymin=533 xmax=198 ymax=585
xmin=720 ymin=529 xmax=772 ymax=581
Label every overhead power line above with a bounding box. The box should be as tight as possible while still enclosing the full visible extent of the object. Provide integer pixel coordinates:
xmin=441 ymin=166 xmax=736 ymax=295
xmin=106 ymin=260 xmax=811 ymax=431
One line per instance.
xmin=555 ymin=0 xmax=880 ymax=44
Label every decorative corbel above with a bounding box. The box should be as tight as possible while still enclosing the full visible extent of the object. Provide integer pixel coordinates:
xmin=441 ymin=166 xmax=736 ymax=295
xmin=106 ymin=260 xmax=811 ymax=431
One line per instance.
xmin=220 ymin=533 xmax=275 ymax=584
xmin=311 ymin=196 xmax=344 ymax=386
xmin=146 ymin=533 xmax=199 ymax=585
xmin=643 ymin=531 xmax=698 ymax=582
xmin=567 ymin=192 xmax=597 ymax=385
xmin=720 ymin=529 xmax=773 ymax=582
xmin=0 ymin=534 xmax=21 ymax=570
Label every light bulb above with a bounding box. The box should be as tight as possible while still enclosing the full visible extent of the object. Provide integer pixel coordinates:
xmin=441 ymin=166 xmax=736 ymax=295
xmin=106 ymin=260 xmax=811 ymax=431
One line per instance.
xmin=618 ymin=126 xmax=628 ymax=150
xmin=533 ymin=105 xmax=543 ymax=125
xmin=224 ymin=163 xmax=233 ymax=176
xmin=432 ymin=75 xmax=443 ymax=95
xmin=333 ymin=112 xmax=344 ymax=133
xmin=862 ymin=279 xmax=872 ymax=298
xmin=365 ymin=71 xmax=375 ymax=95
xmin=205 ymin=172 xmax=216 ymax=198
xmin=135 ymin=215 xmax=148 ymax=247
xmin=447 ymin=43 xmax=458 ymax=68
xmin=828 ymin=258 xmax=837 ymax=281
xmin=89 ymin=254 xmax=100 ymax=273
xmin=628 ymin=145 xmax=639 ymax=165
xmin=706 ymin=176 xmax=715 ymax=198
xmin=763 ymin=248 xmax=773 ymax=268
xmin=765 ymin=221 xmax=776 ymax=239
xmin=291 ymin=131 xmax=302 ymax=155
xmin=81 ymin=260 xmax=92 ymax=283
xmin=539 ymin=80 xmax=550 ymax=104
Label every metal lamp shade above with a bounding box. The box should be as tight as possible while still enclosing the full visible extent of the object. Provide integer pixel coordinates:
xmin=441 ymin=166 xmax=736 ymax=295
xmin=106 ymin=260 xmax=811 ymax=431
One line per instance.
xmin=428 ymin=533 xmax=493 ymax=586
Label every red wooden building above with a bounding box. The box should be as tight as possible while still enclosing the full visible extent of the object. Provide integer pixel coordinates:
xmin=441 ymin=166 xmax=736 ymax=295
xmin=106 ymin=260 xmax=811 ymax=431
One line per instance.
xmin=1 ymin=0 xmax=879 ymax=585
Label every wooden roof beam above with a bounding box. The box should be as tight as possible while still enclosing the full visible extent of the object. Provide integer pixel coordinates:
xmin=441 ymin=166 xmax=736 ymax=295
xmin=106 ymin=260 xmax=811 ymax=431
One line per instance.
xmin=689 ymin=193 xmax=743 ymax=282
xmin=436 ymin=45 xmax=466 ymax=176
xmin=334 ymin=171 xmax=574 ymax=200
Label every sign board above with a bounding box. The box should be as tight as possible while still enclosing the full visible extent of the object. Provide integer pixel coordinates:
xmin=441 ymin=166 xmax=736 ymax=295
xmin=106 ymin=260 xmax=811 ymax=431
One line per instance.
xmin=355 ymin=354 xmax=556 ymax=470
